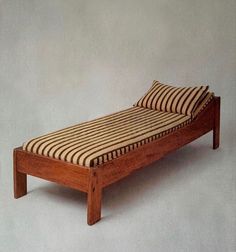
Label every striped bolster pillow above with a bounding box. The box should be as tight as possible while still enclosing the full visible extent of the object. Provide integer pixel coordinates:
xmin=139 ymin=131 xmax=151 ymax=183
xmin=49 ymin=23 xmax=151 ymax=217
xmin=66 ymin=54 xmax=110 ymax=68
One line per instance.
xmin=192 ymin=91 xmax=214 ymax=118
xmin=135 ymin=80 xmax=209 ymax=116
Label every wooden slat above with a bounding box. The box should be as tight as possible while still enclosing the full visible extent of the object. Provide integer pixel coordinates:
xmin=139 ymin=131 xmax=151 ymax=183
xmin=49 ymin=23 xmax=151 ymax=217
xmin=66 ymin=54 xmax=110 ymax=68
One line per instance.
xmin=15 ymin=148 xmax=90 ymax=193
xmin=213 ymin=97 xmax=220 ymax=149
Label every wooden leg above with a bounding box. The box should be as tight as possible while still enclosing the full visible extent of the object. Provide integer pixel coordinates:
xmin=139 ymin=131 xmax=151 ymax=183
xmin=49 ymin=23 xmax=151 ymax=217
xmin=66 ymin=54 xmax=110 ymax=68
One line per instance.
xmin=213 ymin=97 xmax=220 ymax=149
xmin=87 ymin=170 xmax=102 ymax=225
xmin=14 ymin=149 xmax=27 ymax=198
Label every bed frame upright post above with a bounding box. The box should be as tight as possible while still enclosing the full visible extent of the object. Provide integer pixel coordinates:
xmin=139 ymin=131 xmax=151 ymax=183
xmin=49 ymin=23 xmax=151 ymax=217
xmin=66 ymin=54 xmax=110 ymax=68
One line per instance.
xmin=13 ymin=148 xmax=27 ymax=198
xmin=87 ymin=168 xmax=102 ymax=225
xmin=213 ymin=96 xmax=220 ymax=149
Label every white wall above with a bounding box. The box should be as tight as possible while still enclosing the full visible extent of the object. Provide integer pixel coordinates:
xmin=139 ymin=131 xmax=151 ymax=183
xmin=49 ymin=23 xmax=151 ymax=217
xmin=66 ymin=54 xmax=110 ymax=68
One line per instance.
xmin=0 ymin=1 xmax=235 ymax=251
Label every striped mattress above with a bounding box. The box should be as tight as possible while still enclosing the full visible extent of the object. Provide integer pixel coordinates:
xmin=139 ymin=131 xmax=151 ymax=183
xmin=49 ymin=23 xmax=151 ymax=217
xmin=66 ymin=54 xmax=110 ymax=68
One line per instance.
xmin=23 ymin=106 xmax=192 ymax=167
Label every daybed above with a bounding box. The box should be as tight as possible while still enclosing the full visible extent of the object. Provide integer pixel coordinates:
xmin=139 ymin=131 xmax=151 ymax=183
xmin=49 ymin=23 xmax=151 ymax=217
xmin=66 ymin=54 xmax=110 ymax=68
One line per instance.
xmin=13 ymin=81 xmax=220 ymax=225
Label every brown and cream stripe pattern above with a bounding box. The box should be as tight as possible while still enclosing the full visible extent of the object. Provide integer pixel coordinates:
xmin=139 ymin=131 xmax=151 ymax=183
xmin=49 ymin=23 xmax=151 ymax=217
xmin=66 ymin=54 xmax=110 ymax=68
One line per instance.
xmin=135 ymin=80 xmax=209 ymax=116
xmin=192 ymin=92 xmax=214 ymax=118
xmin=23 ymin=107 xmax=191 ymax=167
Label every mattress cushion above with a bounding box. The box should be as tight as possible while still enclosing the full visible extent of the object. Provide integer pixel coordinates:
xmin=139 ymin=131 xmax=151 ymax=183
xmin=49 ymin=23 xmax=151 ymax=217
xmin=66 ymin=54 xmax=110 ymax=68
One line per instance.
xmin=23 ymin=107 xmax=191 ymax=167
xmin=135 ymin=80 xmax=209 ymax=117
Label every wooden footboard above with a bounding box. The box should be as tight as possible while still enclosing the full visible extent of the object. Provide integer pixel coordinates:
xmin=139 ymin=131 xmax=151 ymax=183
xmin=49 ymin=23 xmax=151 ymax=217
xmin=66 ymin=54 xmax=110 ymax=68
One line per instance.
xmin=13 ymin=96 xmax=220 ymax=225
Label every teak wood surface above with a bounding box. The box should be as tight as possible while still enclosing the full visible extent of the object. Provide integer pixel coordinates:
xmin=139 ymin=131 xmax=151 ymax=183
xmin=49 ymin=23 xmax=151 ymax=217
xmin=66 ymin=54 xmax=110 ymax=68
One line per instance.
xmin=13 ymin=96 xmax=220 ymax=225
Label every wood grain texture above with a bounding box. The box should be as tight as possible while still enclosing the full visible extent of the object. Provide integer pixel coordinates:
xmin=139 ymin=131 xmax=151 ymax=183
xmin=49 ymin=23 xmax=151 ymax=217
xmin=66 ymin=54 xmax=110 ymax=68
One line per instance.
xmin=87 ymin=169 xmax=102 ymax=225
xmin=14 ymin=148 xmax=90 ymax=193
xmin=14 ymin=149 xmax=27 ymax=198
xmin=13 ymin=96 xmax=220 ymax=225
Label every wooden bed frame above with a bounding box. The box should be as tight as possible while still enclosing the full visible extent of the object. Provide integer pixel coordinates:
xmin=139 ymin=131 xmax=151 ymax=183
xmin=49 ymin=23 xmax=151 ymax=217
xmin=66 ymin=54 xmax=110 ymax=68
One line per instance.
xmin=13 ymin=96 xmax=220 ymax=225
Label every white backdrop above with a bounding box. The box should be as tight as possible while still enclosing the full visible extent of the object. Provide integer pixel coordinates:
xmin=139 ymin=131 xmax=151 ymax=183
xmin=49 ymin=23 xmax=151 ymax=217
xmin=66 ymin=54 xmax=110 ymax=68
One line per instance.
xmin=0 ymin=0 xmax=235 ymax=251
